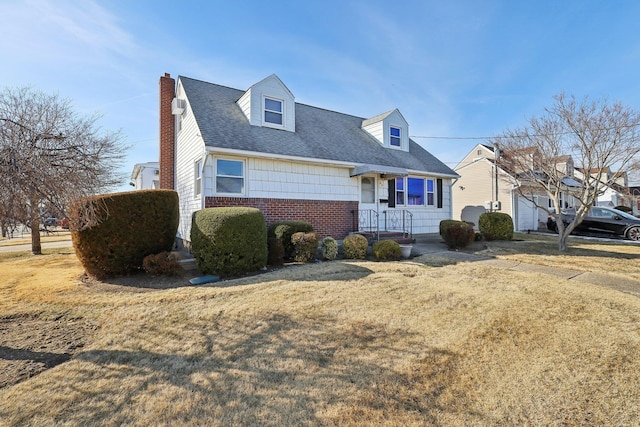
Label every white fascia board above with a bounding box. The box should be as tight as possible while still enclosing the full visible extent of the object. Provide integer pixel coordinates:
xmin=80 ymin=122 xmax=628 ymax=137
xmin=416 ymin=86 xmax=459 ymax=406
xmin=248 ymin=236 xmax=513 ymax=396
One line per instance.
xmin=205 ymin=146 xmax=355 ymax=168
xmin=406 ymin=169 xmax=459 ymax=179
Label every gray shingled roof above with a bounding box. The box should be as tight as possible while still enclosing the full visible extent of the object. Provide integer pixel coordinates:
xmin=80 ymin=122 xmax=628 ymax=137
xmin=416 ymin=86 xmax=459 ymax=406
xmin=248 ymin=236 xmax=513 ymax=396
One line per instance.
xmin=180 ymin=76 xmax=458 ymax=177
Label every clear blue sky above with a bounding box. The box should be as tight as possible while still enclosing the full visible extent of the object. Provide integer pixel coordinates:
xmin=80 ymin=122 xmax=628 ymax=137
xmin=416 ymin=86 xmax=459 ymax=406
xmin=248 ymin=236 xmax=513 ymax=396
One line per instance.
xmin=2 ymin=0 xmax=640 ymax=189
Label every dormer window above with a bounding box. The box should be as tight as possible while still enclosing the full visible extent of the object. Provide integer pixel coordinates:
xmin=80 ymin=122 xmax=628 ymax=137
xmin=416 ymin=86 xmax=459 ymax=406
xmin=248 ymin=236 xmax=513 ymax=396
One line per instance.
xmin=264 ymin=97 xmax=283 ymax=126
xmin=390 ymin=126 xmax=401 ymax=147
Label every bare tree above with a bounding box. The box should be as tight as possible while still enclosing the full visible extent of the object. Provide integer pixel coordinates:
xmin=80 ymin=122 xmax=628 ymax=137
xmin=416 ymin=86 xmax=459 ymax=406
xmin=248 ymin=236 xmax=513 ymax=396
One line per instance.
xmin=490 ymin=93 xmax=640 ymax=251
xmin=0 ymin=87 xmax=128 ymax=254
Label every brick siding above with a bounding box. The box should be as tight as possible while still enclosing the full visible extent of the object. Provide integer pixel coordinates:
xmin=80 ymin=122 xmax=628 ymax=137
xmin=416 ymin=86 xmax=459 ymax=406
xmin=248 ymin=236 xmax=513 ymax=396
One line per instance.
xmin=205 ymin=197 xmax=359 ymax=239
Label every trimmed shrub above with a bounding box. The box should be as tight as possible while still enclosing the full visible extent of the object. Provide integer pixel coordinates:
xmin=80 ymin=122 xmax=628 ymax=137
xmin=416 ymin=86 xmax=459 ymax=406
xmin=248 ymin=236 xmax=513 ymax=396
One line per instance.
xmin=443 ymin=223 xmax=475 ymax=249
xmin=439 ymin=219 xmax=469 ymax=237
xmin=343 ymin=234 xmax=368 ymax=259
xmin=142 ymin=252 xmax=181 ymax=276
xmin=267 ymin=237 xmax=285 ymax=266
xmin=268 ymin=221 xmax=314 ymax=260
xmin=321 ymin=237 xmax=338 ymax=261
xmin=372 ymin=239 xmax=401 ymax=261
xmin=479 ymin=212 xmax=514 ymax=241
xmin=70 ymin=190 xmax=179 ymax=279
xmin=191 ymin=207 xmax=267 ymax=277
xmin=291 ymin=231 xmax=318 ymax=263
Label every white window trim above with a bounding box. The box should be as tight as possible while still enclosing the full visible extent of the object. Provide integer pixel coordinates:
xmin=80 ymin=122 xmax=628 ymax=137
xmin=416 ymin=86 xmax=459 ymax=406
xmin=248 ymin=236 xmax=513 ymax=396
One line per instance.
xmin=262 ymin=96 xmax=284 ymax=129
xmin=215 ymin=158 xmax=246 ymax=196
xmin=389 ymin=125 xmax=402 ymax=149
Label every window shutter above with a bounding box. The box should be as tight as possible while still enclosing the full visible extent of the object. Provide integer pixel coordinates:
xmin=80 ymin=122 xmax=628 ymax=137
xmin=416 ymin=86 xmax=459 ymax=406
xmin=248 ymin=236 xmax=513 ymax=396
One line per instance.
xmin=388 ymin=180 xmax=396 ymax=208
xmin=437 ymin=179 xmax=443 ymax=208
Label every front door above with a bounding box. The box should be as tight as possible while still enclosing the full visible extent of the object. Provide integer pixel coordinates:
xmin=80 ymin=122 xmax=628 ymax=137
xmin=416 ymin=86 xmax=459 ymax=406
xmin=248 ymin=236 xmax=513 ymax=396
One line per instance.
xmin=359 ymin=176 xmax=377 ymax=232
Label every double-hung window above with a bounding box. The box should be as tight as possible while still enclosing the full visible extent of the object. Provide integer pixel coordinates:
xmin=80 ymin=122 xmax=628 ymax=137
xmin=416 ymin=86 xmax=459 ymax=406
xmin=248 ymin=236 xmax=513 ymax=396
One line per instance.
xmin=264 ymin=97 xmax=283 ymax=126
xmin=426 ymin=179 xmax=435 ymax=206
xmin=194 ymin=159 xmax=203 ymax=196
xmin=390 ymin=126 xmax=401 ymax=147
xmin=216 ymin=159 xmax=244 ymax=194
xmin=395 ymin=178 xmax=405 ymax=205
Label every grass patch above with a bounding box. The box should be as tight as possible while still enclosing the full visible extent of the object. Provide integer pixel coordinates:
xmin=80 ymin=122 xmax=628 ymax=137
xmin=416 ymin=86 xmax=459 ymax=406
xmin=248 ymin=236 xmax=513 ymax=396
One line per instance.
xmin=0 ymin=239 xmax=639 ymax=425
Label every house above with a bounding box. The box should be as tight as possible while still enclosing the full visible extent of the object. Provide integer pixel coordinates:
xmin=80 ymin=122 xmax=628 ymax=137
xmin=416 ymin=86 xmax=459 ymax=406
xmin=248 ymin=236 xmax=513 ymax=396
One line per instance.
xmin=129 ymin=162 xmax=160 ymax=190
xmin=574 ymin=167 xmax=633 ymax=209
xmin=158 ymin=73 xmax=458 ymax=247
xmin=452 ymin=144 xmax=579 ymax=231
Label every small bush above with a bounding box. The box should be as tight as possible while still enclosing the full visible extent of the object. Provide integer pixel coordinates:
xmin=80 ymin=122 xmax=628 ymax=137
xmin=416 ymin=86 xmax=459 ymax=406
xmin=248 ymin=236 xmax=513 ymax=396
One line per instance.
xmin=343 ymin=234 xmax=368 ymax=259
xmin=291 ymin=232 xmax=318 ymax=263
xmin=267 ymin=237 xmax=285 ymax=266
xmin=191 ymin=207 xmax=267 ymax=277
xmin=268 ymin=221 xmax=314 ymax=260
xmin=479 ymin=212 xmax=514 ymax=241
xmin=439 ymin=219 xmax=469 ymax=237
xmin=443 ymin=223 xmax=475 ymax=249
xmin=142 ymin=252 xmax=181 ymax=276
xmin=70 ymin=190 xmax=179 ymax=279
xmin=372 ymin=240 xmax=401 ymax=261
xmin=321 ymin=237 xmax=338 ymax=261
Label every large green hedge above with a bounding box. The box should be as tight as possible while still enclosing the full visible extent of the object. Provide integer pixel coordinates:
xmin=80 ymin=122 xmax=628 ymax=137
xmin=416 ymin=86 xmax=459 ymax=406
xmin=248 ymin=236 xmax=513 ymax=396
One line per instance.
xmin=479 ymin=212 xmax=514 ymax=241
xmin=70 ymin=190 xmax=179 ymax=279
xmin=191 ymin=207 xmax=267 ymax=277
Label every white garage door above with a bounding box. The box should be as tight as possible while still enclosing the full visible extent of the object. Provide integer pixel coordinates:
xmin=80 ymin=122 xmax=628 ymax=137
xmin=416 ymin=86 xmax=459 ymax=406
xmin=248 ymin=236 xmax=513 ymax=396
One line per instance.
xmin=517 ymin=197 xmax=537 ymax=231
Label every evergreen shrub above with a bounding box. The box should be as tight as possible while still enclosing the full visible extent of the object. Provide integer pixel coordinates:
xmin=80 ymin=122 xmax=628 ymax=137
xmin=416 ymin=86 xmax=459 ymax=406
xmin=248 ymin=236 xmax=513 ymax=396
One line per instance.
xmin=479 ymin=212 xmax=514 ymax=241
xmin=321 ymin=237 xmax=338 ymax=261
xmin=439 ymin=219 xmax=469 ymax=237
xmin=191 ymin=207 xmax=267 ymax=277
xmin=343 ymin=234 xmax=368 ymax=259
xmin=443 ymin=223 xmax=475 ymax=249
xmin=267 ymin=237 xmax=285 ymax=266
xmin=372 ymin=239 xmax=401 ymax=261
xmin=70 ymin=190 xmax=179 ymax=279
xmin=268 ymin=221 xmax=314 ymax=260
xmin=291 ymin=231 xmax=318 ymax=263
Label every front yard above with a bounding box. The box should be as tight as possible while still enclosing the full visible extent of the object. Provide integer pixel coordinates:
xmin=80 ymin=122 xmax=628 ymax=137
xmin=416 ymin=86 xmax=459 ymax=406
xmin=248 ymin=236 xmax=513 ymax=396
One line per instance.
xmin=1 ymin=236 xmax=639 ymax=425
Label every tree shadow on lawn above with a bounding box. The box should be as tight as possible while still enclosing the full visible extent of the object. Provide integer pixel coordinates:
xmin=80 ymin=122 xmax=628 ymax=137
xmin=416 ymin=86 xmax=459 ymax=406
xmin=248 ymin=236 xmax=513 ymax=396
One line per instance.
xmin=485 ymin=238 xmax=640 ymax=260
xmin=5 ymin=313 xmax=490 ymax=425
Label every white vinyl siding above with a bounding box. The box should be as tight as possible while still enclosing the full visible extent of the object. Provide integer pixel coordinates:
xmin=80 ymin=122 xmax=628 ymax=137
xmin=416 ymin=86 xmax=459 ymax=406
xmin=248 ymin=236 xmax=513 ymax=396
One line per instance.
xmin=246 ymin=159 xmax=357 ymax=201
xmin=174 ymin=80 xmax=206 ymax=242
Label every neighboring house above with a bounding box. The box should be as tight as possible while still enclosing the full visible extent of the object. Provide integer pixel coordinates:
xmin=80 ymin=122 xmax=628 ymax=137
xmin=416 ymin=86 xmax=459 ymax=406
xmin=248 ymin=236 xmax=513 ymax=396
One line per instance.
xmin=575 ymin=167 xmax=633 ymax=209
xmin=158 ymin=73 xmax=458 ymax=246
xmin=130 ymin=162 xmax=160 ymax=190
xmin=630 ymin=185 xmax=640 ymax=216
xmin=452 ymin=144 xmax=579 ymax=231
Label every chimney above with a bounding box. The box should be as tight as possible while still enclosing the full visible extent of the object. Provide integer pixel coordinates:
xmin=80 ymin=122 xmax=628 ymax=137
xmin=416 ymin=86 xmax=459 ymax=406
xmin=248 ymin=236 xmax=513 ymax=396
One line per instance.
xmin=159 ymin=72 xmax=176 ymax=189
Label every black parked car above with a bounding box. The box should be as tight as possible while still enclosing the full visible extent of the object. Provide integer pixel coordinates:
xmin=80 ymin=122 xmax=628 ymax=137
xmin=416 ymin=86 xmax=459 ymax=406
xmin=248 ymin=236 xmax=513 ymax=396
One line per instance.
xmin=547 ymin=206 xmax=640 ymax=241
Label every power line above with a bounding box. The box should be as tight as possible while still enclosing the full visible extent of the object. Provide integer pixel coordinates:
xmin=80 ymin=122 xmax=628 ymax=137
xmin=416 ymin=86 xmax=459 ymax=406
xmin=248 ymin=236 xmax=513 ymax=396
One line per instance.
xmin=410 ymin=122 xmax=640 ymax=141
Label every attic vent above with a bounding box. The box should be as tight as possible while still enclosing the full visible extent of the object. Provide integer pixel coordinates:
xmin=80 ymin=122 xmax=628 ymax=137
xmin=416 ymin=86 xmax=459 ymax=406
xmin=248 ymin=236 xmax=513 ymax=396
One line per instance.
xmin=171 ymin=98 xmax=186 ymax=115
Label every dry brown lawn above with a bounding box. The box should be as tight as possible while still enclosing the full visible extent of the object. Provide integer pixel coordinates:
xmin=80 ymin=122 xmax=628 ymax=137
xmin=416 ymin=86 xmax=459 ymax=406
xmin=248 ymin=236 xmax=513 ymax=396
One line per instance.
xmin=1 ymin=236 xmax=640 ymax=426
